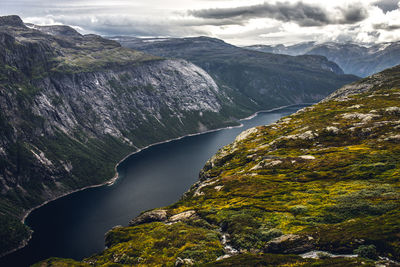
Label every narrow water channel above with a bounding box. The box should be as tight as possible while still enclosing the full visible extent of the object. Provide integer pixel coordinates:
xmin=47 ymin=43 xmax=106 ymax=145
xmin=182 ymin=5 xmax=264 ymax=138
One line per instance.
xmin=0 ymin=104 xmax=308 ymax=266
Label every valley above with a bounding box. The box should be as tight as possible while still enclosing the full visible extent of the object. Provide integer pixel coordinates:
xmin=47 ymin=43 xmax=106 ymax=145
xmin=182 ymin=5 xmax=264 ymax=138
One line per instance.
xmin=0 ymin=4 xmax=399 ymax=265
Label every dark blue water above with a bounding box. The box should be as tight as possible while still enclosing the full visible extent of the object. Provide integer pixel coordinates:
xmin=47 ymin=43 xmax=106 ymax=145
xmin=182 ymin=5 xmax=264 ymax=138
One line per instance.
xmin=0 ymin=105 xmax=307 ymax=267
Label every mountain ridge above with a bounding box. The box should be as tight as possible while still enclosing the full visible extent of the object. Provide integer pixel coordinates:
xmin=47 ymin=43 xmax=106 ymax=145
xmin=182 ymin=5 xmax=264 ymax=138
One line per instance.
xmin=114 ymin=36 xmax=358 ymax=110
xmin=246 ymin=41 xmax=400 ymax=77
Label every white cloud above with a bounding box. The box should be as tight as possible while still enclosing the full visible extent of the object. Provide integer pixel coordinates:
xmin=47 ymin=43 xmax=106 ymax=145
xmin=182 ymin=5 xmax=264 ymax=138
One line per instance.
xmin=0 ymin=0 xmax=399 ymax=45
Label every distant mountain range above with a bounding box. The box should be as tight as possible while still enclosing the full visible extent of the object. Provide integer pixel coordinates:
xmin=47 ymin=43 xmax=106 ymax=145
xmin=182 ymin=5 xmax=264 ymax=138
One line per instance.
xmin=246 ymin=41 xmax=400 ymax=77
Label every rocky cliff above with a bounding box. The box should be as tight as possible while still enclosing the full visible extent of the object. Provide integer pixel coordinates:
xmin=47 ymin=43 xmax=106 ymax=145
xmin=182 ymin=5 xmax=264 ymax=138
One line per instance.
xmin=0 ymin=15 xmax=236 ymax=255
xmin=38 ymin=65 xmax=400 ymax=266
xmin=114 ymin=36 xmax=358 ymax=111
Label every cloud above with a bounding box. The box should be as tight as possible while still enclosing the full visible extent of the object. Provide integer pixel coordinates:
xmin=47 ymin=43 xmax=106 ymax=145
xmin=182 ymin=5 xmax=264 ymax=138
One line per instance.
xmin=373 ymin=0 xmax=399 ymax=13
xmin=374 ymin=22 xmax=400 ymax=30
xmin=1 ymin=0 xmax=399 ymax=46
xmin=189 ymin=1 xmax=368 ymax=27
xmin=24 ymin=14 xmax=210 ymax=37
xmin=340 ymin=5 xmax=369 ymax=23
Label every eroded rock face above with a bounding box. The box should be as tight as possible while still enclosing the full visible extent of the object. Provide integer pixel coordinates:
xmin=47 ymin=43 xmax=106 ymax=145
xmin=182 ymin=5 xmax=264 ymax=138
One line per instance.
xmin=234 ymin=128 xmax=259 ymax=143
xmin=385 ymin=107 xmax=400 ymax=114
xmin=129 ymin=209 xmax=199 ymax=226
xmin=169 ymin=210 xmax=197 ymax=223
xmin=175 ymin=257 xmax=194 ymax=266
xmin=0 ymin=15 xmax=25 ymax=27
xmin=129 ymin=210 xmax=168 ymax=226
xmin=27 ymin=59 xmax=223 ymax=140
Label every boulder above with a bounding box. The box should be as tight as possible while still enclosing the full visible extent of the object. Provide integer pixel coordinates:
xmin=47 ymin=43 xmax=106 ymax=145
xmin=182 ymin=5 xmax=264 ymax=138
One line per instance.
xmin=169 ymin=210 xmax=197 ymax=223
xmin=175 ymin=257 xmax=194 ymax=266
xmin=129 ymin=209 xmax=167 ymax=226
xmin=264 ymin=234 xmax=315 ymax=254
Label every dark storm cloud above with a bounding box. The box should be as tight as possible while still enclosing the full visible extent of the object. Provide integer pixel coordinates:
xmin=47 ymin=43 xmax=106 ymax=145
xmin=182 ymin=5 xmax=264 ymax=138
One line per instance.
xmin=373 ymin=0 xmax=399 ymax=13
xmin=189 ymin=1 xmax=368 ymax=27
xmin=340 ymin=5 xmax=368 ymax=23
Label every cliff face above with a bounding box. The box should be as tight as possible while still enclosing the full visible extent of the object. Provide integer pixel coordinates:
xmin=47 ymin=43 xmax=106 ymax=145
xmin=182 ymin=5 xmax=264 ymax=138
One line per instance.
xmin=24 ymin=59 xmax=225 ymax=141
xmin=40 ymin=65 xmax=400 ymax=266
xmin=0 ymin=16 xmax=235 ymax=254
xmin=114 ymin=36 xmax=359 ymax=111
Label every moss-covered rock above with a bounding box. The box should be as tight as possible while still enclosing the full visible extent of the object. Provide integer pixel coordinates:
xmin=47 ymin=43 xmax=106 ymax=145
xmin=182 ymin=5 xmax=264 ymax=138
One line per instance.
xmin=88 ymin=222 xmax=223 ymax=266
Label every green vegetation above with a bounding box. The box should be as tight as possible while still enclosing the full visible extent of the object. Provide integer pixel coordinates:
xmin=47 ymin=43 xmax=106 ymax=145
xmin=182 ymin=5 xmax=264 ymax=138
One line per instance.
xmin=0 ymin=216 xmax=30 ymax=255
xmin=92 ymin=222 xmax=223 ymax=265
xmin=35 ymin=66 xmax=400 ymax=265
xmin=354 ymin=245 xmax=379 ymax=260
xmin=52 ymin=47 xmax=161 ymax=74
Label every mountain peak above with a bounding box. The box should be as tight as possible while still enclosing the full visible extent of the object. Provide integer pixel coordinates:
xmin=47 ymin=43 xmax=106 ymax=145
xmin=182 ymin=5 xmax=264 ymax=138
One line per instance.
xmin=0 ymin=15 xmax=25 ymax=28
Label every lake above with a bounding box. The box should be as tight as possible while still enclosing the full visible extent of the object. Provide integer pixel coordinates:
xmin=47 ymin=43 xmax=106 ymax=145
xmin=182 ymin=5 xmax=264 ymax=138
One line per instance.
xmin=0 ymin=104 xmax=307 ymax=266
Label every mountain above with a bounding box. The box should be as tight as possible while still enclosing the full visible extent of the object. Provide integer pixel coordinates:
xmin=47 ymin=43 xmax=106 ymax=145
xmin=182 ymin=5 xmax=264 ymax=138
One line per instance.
xmin=36 ymin=65 xmax=400 ymax=266
xmin=113 ymin=36 xmax=358 ymax=111
xmin=246 ymin=41 xmax=317 ymax=56
xmin=0 ymin=15 xmax=239 ymax=255
xmin=246 ymin=41 xmax=400 ymax=77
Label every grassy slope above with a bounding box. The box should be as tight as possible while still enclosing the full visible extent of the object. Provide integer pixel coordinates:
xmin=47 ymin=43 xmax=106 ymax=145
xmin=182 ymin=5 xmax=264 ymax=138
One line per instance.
xmin=34 ymin=67 xmax=400 ymax=266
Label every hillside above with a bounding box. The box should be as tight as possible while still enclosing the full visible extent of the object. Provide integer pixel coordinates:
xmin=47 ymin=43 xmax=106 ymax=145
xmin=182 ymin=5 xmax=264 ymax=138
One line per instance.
xmin=246 ymin=41 xmax=400 ymax=77
xmin=114 ymin=36 xmax=358 ymax=111
xmin=36 ymin=65 xmax=400 ymax=266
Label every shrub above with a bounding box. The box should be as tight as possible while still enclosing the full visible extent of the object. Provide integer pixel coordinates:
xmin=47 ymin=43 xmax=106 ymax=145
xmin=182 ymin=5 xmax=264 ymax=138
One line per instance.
xmin=354 ymin=244 xmax=379 ymax=260
xmin=290 ymin=205 xmax=308 ymax=215
xmin=259 ymin=228 xmax=283 ymax=242
xmin=317 ymin=252 xmax=331 ymax=259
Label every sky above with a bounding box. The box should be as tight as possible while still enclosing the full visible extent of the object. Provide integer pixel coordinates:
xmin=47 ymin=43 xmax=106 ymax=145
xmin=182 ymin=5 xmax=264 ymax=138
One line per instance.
xmin=1 ymin=0 xmax=400 ymax=46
